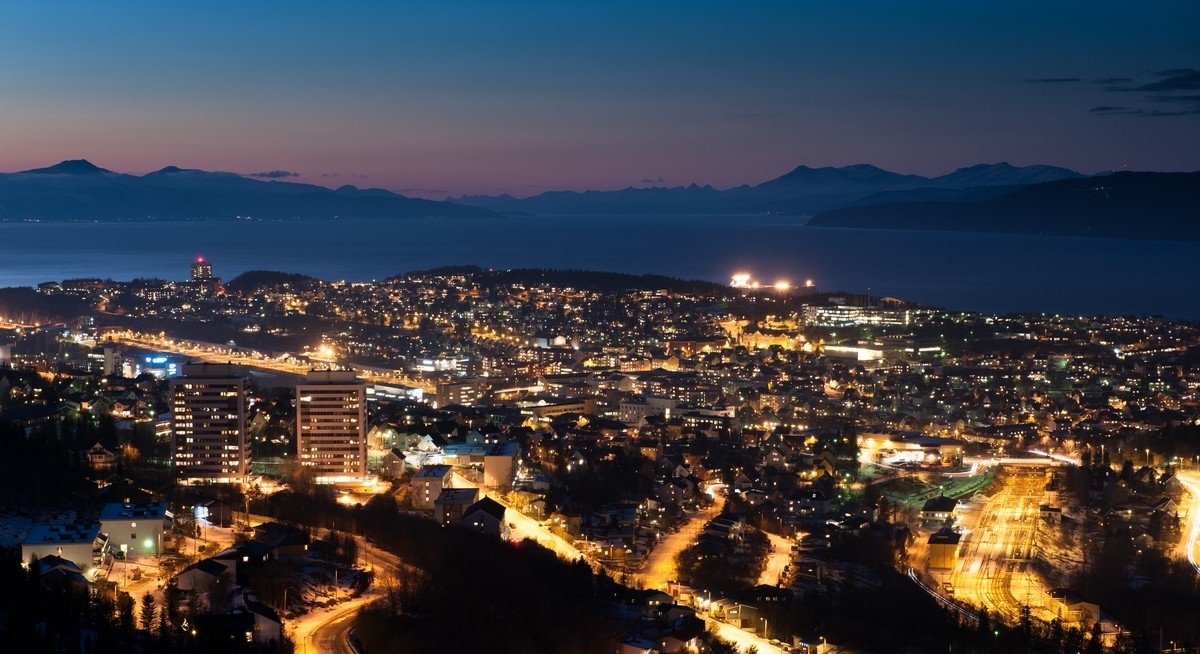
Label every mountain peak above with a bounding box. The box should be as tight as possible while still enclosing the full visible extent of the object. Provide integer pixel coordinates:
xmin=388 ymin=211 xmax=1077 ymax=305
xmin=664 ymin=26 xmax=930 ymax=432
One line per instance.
xmin=933 ymin=162 xmax=1082 ymax=188
xmin=19 ymin=159 xmax=113 ymax=175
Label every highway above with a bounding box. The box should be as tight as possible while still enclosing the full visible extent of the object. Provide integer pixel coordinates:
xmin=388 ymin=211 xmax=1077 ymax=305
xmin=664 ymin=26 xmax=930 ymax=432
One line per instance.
xmin=103 ymin=329 xmax=435 ymax=392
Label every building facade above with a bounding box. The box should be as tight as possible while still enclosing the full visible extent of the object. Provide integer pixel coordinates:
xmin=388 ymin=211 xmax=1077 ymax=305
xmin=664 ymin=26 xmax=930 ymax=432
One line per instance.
xmin=190 ymin=257 xmax=213 ymax=281
xmin=296 ymin=370 xmax=367 ymax=483
xmin=411 ymin=464 xmax=453 ymax=510
xmin=171 ymin=363 xmax=250 ymax=484
xmin=100 ymin=501 xmax=173 ymax=557
xmin=22 ymin=523 xmax=106 ymax=571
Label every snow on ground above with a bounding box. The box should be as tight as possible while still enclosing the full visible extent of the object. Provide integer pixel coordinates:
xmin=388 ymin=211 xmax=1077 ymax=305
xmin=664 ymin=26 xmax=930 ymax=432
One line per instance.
xmin=0 ymin=505 xmax=78 ymax=548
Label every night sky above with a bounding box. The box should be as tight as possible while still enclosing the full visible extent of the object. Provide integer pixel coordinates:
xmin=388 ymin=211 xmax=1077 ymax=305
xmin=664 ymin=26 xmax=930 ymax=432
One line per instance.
xmin=1 ymin=1 xmax=1197 ymax=198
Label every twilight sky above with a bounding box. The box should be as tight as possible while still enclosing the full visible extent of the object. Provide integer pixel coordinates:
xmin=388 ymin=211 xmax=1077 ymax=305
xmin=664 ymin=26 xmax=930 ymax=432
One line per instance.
xmin=1 ymin=1 xmax=1197 ymax=198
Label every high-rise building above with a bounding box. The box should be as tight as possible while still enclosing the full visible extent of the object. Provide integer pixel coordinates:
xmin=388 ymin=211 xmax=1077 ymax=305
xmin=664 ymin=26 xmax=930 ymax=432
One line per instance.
xmin=296 ymin=370 xmax=367 ymax=483
xmin=190 ymin=257 xmax=213 ymax=282
xmin=170 ymin=363 xmax=250 ymax=484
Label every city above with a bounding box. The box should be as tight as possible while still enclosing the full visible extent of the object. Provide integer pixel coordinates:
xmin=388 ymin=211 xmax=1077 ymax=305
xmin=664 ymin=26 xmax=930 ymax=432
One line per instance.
xmin=1 ymin=260 xmax=1199 ymax=652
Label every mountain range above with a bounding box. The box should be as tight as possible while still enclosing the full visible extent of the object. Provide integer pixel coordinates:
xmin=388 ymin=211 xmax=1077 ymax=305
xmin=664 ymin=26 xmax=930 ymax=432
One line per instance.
xmin=451 ymin=162 xmax=1085 ymax=215
xmin=1 ymin=160 xmax=1194 ymax=241
xmin=0 ymin=160 xmax=494 ymax=221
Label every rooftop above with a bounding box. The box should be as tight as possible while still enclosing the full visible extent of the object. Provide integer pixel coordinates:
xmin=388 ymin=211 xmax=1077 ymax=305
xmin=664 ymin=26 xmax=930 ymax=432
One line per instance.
xmin=99 ymin=501 xmax=171 ymax=521
xmin=23 ymin=523 xmax=102 ymax=545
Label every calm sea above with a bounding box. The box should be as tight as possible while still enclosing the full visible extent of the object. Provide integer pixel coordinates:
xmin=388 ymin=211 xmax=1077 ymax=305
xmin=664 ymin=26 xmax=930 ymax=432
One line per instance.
xmin=1 ymin=216 xmax=1195 ymax=318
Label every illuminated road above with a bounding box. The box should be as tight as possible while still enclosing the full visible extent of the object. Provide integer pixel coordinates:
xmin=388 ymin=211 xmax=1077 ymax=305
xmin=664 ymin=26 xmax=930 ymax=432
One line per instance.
xmin=706 ymin=617 xmax=784 ymax=654
xmin=1174 ymin=471 xmax=1200 ymax=571
xmin=941 ymin=468 xmax=1050 ymax=624
xmin=296 ymin=536 xmax=414 ymax=654
xmin=307 ymin=603 xmax=364 ymax=654
xmin=636 ymin=495 xmax=724 ymax=591
xmin=759 ymin=532 xmax=791 ymax=587
xmin=104 ymin=330 xmax=435 ymax=392
xmin=450 ymin=471 xmax=586 ymax=563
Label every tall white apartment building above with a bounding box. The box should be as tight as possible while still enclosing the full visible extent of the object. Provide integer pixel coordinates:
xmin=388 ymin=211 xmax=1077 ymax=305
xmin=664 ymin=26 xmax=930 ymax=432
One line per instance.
xmin=297 ymin=370 xmax=367 ymax=483
xmin=170 ymin=363 xmax=250 ymax=484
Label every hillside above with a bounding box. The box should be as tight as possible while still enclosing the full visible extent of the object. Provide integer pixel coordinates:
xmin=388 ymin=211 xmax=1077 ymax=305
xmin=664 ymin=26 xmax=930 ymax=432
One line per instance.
xmin=807 ymin=171 xmax=1200 ymax=239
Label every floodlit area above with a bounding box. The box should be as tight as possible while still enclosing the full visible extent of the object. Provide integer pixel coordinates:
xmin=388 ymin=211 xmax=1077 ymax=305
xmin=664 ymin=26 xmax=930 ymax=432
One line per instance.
xmin=926 ymin=469 xmax=1055 ymax=625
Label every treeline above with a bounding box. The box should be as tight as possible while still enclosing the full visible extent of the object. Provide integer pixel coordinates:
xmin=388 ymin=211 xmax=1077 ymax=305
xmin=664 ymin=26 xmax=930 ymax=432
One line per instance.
xmin=0 ymin=420 xmax=95 ymax=507
xmin=392 ymin=266 xmax=729 ymax=295
xmin=0 ymin=287 xmax=91 ymax=322
xmin=0 ymin=548 xmax=289 ymax=653
xmin=1059 ymin=458 xmax=1200 ymax=649
xmin=258 ymin=491 xmax=623 ymax=653
xmin=224 ymin=270 xmax=319 ymax=294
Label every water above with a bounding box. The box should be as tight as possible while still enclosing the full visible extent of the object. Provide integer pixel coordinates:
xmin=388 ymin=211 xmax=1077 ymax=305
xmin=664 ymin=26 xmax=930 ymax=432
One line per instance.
xmin=1 ymin=216 xmax=1195 ymax=318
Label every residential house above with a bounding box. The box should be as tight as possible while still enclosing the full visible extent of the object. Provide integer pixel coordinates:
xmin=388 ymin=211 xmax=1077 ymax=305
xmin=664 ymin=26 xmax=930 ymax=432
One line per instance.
xmin=381 ymin=448 xmax=407 ymax=479
xmin=788 ymin=489 xmax=831 ymax=516
xmin=35 ymin=555 xmax=91 ymax=591
xmin=658 ymin=477 xmax=695 ymax=505
xmin=716 ymin=601 xmax=759 ymax=629
xmin=237 ymin=592 xmax=284 ymax=648
xmin=86 ymin=442 xmax=117 ymax=469
xmin=920 ymin=495 xmax=958 ymax=526
xmin=461 ymin=496 xmax=509 ymax=539
xmin=412 ymin=464 xmax=453 ymax=510
xmin=620 ymin=635 xmax=659 ymax=654
xmin=434 ymin=488 xmax=479 ymax=525
xmin=252 ymin=522 xmax=311 ymax=564
xmin=176 ymin=557 xmax=235 ymax=593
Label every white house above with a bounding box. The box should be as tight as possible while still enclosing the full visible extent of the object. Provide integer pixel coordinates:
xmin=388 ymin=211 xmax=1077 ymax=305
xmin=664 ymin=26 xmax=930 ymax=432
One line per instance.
xmin=100 ymin=501 xmax=173 ymax=557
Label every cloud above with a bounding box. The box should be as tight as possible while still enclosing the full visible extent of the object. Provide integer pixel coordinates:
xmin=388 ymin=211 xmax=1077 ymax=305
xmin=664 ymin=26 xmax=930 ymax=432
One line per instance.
xmin=1024 ymin=77 xmax=1080 ymax=84
xmin=1090 ymin=77 xmax=1132 ymax=84
xmin=1143 ymin=107 xmax=1200 ymax=117
xmin=640 ymin=177 xmax=666 ymax=183
xmin=1089 ymin=68 xmax=1200 ymax=118
xmin=353 ymin=173 xmax=369 ymax=179
xmin=1138 ymin=69 xmax=1200 ymax=92
xmin=248 ymin=170 xmax=299 ymax=178
xmin=396 ymin=188 xmax=449 ymax=195
xmin=1146 ymin=93 xmax=1200 ymax=104
xmin=1155 ymin=68 xmax=1199 ymax=78
xmin=320 ymin=173 xmax=338 ymax=178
